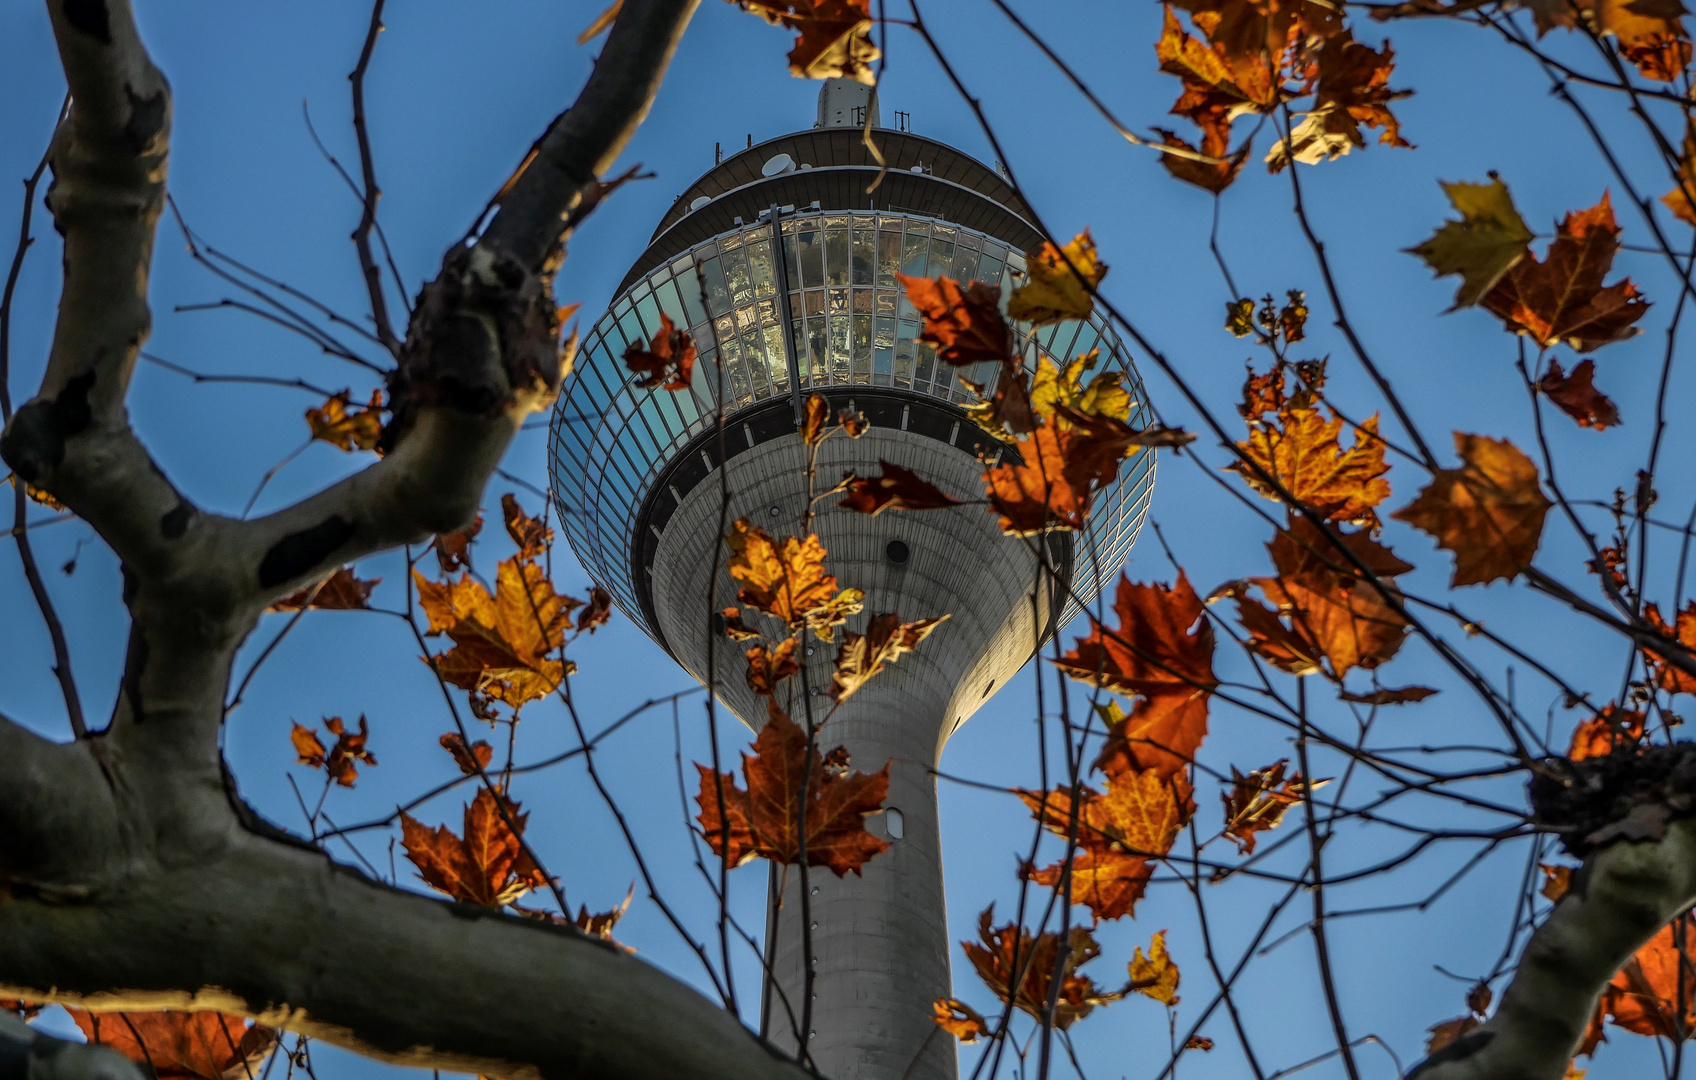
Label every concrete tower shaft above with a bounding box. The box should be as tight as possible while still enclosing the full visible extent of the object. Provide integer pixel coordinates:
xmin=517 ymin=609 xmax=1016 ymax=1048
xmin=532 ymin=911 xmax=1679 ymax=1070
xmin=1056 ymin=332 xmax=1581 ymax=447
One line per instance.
xmin=650 ymin=402 xmax=1066 ymax=1080
xmin=547 ymin=84 xmax=1154 ymax=1080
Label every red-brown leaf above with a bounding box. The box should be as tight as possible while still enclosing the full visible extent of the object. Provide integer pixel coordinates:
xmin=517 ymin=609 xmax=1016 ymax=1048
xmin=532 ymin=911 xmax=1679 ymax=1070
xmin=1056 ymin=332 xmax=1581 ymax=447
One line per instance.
xmin=838 ymin=461 xmax=963 ymax=516
xmin=1539 ymin=359 xmax=1620 ymax=430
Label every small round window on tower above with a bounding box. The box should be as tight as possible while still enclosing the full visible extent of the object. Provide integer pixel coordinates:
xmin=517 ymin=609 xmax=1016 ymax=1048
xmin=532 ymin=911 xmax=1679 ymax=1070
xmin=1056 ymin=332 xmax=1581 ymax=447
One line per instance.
xmin=885 ymin=539 xmax=910 ymax=565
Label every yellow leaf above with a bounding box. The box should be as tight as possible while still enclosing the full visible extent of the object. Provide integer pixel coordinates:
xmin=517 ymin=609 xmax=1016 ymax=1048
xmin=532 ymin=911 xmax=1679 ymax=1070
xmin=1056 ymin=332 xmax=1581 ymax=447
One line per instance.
xmin=1408 ymin=177 xmax=1534 ymax=309
xmin=1128 ymin=930 xmax=1180 ymax=1005
xmin=1008 ymin=230 xmax=1108 ymax=326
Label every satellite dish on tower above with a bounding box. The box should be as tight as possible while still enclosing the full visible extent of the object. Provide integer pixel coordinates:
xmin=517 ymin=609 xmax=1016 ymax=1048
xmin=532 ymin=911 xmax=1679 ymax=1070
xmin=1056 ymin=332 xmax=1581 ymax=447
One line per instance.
xmin=761 ymin=153 xmax=796 ymax=177
xmin=689 ymin=195 xmax=711 ymax=210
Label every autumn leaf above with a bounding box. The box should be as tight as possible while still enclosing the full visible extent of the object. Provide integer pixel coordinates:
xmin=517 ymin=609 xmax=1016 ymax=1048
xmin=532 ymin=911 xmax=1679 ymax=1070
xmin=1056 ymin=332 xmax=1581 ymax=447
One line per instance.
xmin=306 ymin=389 xmax=384 ymax=452
xmin=721 ymin=606 xmax=764 ymax=641
xmin=1 ymin=999 xmax=41 ymax=1020
xmin=932 ymin=998 xmax=993 ymax=1043
xmin=1229 ymin=406 xmax=1391 ymax=528
xmin=1599 ymin=913 xmax=1696 ymax=1040
xmin=962 ymin=907 xmax=1122 ymax=1028
xmin=1128 ymin=930 xmax=1180 ymax=1005
xmin=290 ymin=715 xmax=376 ymax=787
xmin=728 ymin=0 xmax=880 ymax=82
xmin=572 ymin=885 xmax=634 ymax=941
xmin=695 ymin=706 xmax=891 ymax=875
xmin=831 ymin=612 xmax=949 ymax=702
xmin=1642 ymin=602 xmax=1696 ymax=695
xmin=898 ymin=274 xmax=1014 ymax=368
xmin=1662 ymin=120 xmax=1696 ymax=226
xmin=440 ymin=732 xmax=494 ymax=776
xmin=1538 ymin=359 xmax=1620 ymax=431
xmin=415 ymin=558 xmax=580 ymax=708
xmin=800 ymin=393 xmax=831 ymax=447
xmin=434 ymin=513 xmax=483 ymax=574
xmin=1392 ymin=433 xmax=1553 ymax=587
xmin=1008 ymin=231 xmax=1108 ymax=326
xmin=577 ymin=585 xmax=613 ymax=634
xmin=726 ymin=519 xmax=864 ymax=638
xmin=1020 ymin=768 xmax=1194 ymax=919
xmin=1268 ymin=31 xmax=1412 ymax=171
xmin=746 ymin=637 xmax=801 ymax=695
xmin=1426 ymin=1014 xmax=1481 ymax=1055
xmin=1338 ymin=684 xmax=1438 ymax=705
xmin=1186 ymin=1036 xmax=1216 ymax=1051
xmin=1156 ymin=6 xmax=1278 ymax=118
xmin=401 ymin=787 xmax=550 ymax=907
xmin=623 ymin=310 xmax=697 ymax=391
xmin=1479 ymin=193 xmax=1650 ymax=352
xmin=1154 ymin=123 xmax=1251 ymax=194
xmin=501 ymin=493 xmax=552 ymax=562
xmin=1054 ymin=574 xmax=1217 ymax=780
xmin=837 ymin=461 xmax=963 ymax=516
xmin=1028 ymin=351 xmax=1135 ymax=428
xmin=1541 ymin=863 xmax=1575 ymax=902
xmin=1221 ymin=760 xmax=1310 ymax=854
xmin=578 ymin=0 xmax=622 ymax=44
xmin=267 ymin=566 xmax=379 ymax=612
xmin=1234 ymin=518 xmax=1414 ymax=680
xmin=1409 ymin=177 xmax=1535 ymax=309
xmin=982 ymin=415 xmax=1142 ymax=535
xmin=1568 ymin=704 xmax=1647 ymax=760
xmin=69 ymin=1010 xmax=276 ymax=1080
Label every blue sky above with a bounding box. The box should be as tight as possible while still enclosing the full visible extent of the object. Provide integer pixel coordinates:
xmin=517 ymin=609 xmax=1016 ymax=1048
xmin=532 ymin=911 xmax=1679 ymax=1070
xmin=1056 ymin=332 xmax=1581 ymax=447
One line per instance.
xmin=3 ymin=2 xmax=1692 ymax=1078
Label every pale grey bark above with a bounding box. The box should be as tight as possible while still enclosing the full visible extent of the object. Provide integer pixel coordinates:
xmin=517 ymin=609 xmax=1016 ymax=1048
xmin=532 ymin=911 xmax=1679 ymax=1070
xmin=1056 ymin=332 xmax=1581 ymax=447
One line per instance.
xmin=0 ymin=1 xmax=814 ymax=1078
xmin=1409 ymin=818 xmax=1696 ymax=1080
xmin=0 ymin=1012 xmax=143 ymax=1080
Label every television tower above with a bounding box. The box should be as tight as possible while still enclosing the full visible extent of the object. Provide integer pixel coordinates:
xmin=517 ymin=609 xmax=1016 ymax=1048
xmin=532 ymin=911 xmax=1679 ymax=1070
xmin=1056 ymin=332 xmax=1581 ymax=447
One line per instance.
xmin=547 ymin=79 xmax=1154 ymax=1080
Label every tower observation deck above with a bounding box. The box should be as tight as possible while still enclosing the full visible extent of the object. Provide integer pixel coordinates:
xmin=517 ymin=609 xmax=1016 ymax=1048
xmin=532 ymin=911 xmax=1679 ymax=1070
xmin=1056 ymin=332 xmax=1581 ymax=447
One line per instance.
xmin=547 ymin=80 xmax=1155 ymax=1080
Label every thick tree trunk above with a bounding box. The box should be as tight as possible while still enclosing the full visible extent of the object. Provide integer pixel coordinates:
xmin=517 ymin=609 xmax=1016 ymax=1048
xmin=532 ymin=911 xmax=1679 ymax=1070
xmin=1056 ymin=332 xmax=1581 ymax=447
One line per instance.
xmin=0 ymin=2 xmax=816 ymax=1078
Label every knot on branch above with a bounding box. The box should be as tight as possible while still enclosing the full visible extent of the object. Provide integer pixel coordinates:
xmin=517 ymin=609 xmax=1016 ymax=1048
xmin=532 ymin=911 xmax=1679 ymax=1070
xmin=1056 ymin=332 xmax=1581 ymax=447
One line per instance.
xmin=1531 ymin=743 xmax=1696 ymax=856
xmin=380 ymin=242 xmax=565 ymax=453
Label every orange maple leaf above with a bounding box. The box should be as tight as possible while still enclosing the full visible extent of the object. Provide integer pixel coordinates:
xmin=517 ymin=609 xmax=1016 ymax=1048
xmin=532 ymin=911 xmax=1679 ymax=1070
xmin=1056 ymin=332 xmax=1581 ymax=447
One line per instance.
xmin=414 ymin=557 xmax=580 ymax=707
xmin=1020 ymin=767 xmax=1194 ymax=919
xmin=1599 ymin=913 xmax=1696 ymax=1040
xmin=746 ymin=637 xmax=801 ymax=695
xmin=695 ymin=707 xmax=891 ymax=876
xmin=68 ymin=1010 xmax=276 ymax=1080
xmin=830 ymin=612 xmax=949 ymax=702
xmin=1220 ymin=760 xmax=1311 ymax=854
xmin=1392 ymin=432 xmax=1552 ymax=587
xmin=961 ymin=907 xmax=1122 ymax=1029
xmin=1479 ymin=194 xmax=1650 ymax=352
xmin=577 ymin=584 xmax=613 ymax=634
xmin=267 ymin=566 xmax=379 ymax=612
xmin=440 ymin=731 xmax=494 ymax=775
xmin=932 ymin=998 xmax=993 ymax=1043
xmin=400 ymin=787 xmax=551 ymax=907
xmin=981 ymin=411 xmax=1150 ymax=535
xmin=433 ymin=513 xmax=483 ymax=574
xmin=1643 ymin=602 xmax=1696 ymax=695
xmin=1233 ymin=518 xmax=1414 ymax=680
xmin=623 ymin=310 xmax=697 ymax=391
xmin=1229 ymin=406 xmax=1391 ymax=528
xmin=501 ymin=493 xmax=553 ymax=562
xmin=1539 ymin=359 xmax=1620 ymax=431
xmin=898 ymin=274 xmax=1014 ymax=368
xmin=726 ymin=519 xmax=864 ymax=639
xmin=1054 ymin=573 xmax=1217 ymax=780
xmin=290 ymin=715 xmax=376 ymax=787
xmin=1567 ymin=704 xmax=1646 ymax=761
xmin=838 ymin=460 xmax=964 ymax=516
xmin=1268 ymin=30 xmax=1411 ymax=170
xmin=306 ymin=389 xmax=384 ymax=452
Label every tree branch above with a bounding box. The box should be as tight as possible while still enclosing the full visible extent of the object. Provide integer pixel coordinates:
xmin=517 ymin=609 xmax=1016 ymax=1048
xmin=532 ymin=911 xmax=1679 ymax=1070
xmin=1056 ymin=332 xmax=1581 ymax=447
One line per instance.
xmin=0 ymin=824 xmax=809 ymax=1080
xmin=1409 ymin=818 xmax=1696 ymax=1080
